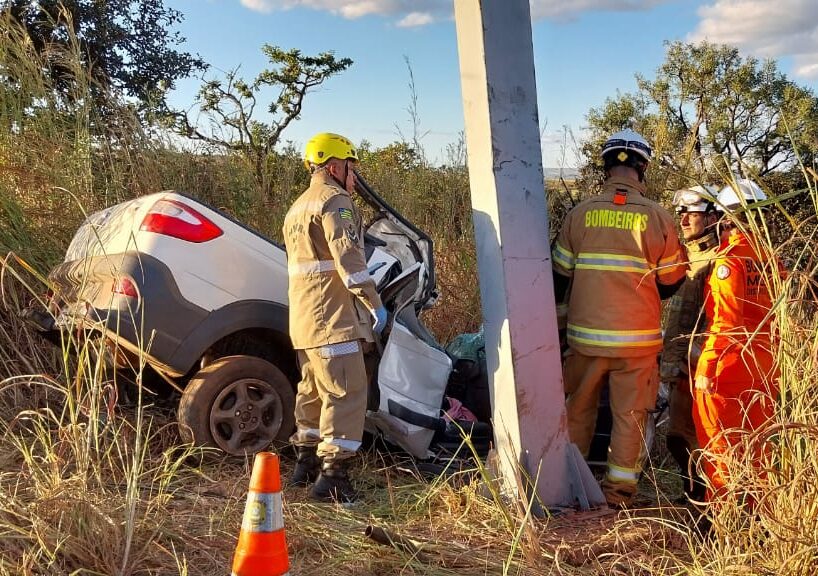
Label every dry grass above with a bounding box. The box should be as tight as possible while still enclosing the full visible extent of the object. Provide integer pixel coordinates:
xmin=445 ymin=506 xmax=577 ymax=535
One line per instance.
xmin=2 ymin=12 xmax=818 ymax=575
xmin=0 ymin=264 xmax=709 ymax=575
xmin=0 ymin=257 xmax=692 ymax=574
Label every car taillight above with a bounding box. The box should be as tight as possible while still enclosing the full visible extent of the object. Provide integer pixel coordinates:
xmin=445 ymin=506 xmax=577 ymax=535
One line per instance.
xmin=112 ymin=278 xmax=139 ymax=298
xmin=140 ymin=198 xmax=223 ymax=243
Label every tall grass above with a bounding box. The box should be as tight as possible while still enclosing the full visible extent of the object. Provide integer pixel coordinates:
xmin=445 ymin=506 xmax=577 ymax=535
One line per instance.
xmin=2 ymin=7 xmax=818 ymax=576
xmin=0 ymin=257 xmax=237 ymax=574
xmin=602 ymin=171 xmax=818 ymax=575
xmin=0 ymin=13 xmax=500 ymax=575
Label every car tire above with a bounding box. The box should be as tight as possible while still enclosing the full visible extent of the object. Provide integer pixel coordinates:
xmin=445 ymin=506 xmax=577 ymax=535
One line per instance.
xmin=178 ymin=355 xmax=296 ymax=456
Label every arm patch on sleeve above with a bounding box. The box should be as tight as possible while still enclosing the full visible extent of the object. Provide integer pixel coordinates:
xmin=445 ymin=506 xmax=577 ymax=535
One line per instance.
xmin=716 ymin=264 xmax=731 ymax=279
xmin=338 ymin=207 xmax=353 ymax=220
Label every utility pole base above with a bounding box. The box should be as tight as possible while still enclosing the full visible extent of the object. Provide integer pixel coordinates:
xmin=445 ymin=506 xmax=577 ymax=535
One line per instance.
xmin=566 ymin=443 xmax=607 ymax=510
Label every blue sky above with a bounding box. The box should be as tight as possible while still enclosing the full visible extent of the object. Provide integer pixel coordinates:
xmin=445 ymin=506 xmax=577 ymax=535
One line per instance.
xmin=165 ymin=0 xmax=818 ymax=168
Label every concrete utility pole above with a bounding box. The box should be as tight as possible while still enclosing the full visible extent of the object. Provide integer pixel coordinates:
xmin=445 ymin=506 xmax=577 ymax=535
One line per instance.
xmin=453 ymin=0 xmax=602 ymax=508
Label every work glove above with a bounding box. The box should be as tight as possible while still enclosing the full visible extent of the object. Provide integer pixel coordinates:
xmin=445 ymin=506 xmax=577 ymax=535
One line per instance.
xmin=694 ymin=375 xmax=714 ymax=395
xmin=372 ymin=306 xmax=388 ymax=334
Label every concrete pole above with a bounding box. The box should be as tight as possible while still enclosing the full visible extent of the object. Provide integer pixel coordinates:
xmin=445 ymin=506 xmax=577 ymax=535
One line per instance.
xmin=453 ymin=0 xmax=590 ymax=507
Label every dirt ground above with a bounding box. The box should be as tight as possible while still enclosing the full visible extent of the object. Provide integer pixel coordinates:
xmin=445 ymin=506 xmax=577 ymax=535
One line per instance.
xmin=217 ymin=442 xmax=700 ymax=576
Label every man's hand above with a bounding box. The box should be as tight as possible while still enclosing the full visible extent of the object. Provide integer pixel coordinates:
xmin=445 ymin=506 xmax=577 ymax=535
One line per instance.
xmin=372 ymin=306 xmax=388 ymax=334
xmin=695 ymin=374 xmax=714 ymax=395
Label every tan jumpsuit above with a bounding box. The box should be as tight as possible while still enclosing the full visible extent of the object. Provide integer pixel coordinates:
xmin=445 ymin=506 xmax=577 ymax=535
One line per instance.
xmin=283 ymin=169 xmax=382 ymax=463
xmin=553 ymin=176 xmax=686 ymax=506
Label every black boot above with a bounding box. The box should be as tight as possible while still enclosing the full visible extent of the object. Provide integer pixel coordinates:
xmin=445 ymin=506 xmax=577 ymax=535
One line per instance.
xmin=288 ymin=446 xmax=320 ymax=488
xmin=310 ymin=460 xmax=356 ymax=503
xmin=666 ymin=435 xmax=703 ymax=503
xmin=688 ymin=470 xmax=707 ymax=503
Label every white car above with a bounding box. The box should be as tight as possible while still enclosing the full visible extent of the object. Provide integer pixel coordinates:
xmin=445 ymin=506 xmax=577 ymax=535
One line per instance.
xmin=27 ymin=178 xmax=492 ymax=459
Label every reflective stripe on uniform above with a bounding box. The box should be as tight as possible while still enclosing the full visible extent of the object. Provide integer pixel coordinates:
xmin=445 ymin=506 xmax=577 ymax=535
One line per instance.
xmin=342 ymin=269 xmax=371 ymax=288
xmin=656 ymin=251 xmax=683 ymax=277
xmin=325 ymin=437 xmax=361 ymax=452
xmin=294 ymin=427 xmax=320 ymax=441
xmin=317 ymin=340 xmax=360 ymax=358
xmin=567 ymin=323 xmax=662 ymax=348
xmin=288 ymin=260 xmax=336 ymax=276
xmin=553 ymin=243 xmax=575 ymax=270
xmin=658 ymin=251 xmax=681 ymax=266
xmin=575 ymin=252 xmax=650 ymax=273
xmin=605 ymin=463 xmax=640 ymax=484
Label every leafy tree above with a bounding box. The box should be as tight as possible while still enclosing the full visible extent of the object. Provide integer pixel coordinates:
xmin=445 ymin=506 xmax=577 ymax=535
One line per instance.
xmin=580 ymin=41 xmax=818 ymax=195
xmin=2 ymin=0 xmax=205 ymax=114
xmin=578 ymin=92 xmax=656 ymax=193
xmin=172 ymin=45 xmax=352 ymax=200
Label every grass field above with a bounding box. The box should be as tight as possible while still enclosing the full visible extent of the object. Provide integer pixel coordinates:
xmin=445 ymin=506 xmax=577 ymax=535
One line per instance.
xmin=1 ymin=16 xmax=817 ymax=574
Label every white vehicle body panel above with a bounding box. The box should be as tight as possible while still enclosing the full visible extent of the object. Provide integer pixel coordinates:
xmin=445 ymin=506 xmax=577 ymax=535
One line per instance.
xmin=65 ymin=191 xmax=288 ymax=311
xmin=47 ymin=179 xmax=464 ymax=460
xmin=374 ymin=322 xmax=452 ymax=458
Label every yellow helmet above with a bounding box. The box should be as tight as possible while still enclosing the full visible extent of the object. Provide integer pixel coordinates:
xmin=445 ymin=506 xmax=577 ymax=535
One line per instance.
xmin=303 ymin=132 xmax=358 ymax=169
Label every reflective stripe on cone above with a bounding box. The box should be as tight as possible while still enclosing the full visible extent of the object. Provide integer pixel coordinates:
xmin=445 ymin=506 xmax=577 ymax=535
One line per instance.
xmin=231 ymin=452 xmax=290 ymax=576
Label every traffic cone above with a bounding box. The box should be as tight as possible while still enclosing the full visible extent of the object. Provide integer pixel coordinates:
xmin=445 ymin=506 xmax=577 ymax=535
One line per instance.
xmin=231 ymin=452 xmax=290 ymax=576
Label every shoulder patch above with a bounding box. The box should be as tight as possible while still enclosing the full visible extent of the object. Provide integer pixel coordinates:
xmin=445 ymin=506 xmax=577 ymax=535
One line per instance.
xmin=716 ymin=264 xmax=731 ymax=280
xmin=338 ymin=207 xmax=353 ymax=220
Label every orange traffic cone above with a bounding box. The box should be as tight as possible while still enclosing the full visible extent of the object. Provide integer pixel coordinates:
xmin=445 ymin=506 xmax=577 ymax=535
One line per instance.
xmin=231 ymin=452 xmax=290 ymax=576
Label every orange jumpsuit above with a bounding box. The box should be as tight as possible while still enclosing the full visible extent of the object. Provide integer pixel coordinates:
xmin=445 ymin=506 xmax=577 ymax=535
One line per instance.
xmin=693 ymin=230 xmax=781 ymax=498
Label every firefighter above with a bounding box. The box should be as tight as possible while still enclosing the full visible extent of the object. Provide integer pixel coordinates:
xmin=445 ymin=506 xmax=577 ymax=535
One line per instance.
xmin=283 ymin=132 xmax=388 ymax=503
xmin=552 ymin=129 xmax=687 ymax=508
xmin=661 ymin=185 xmax=721 ymax=503
xmin=693 ymin=179 xmax=782 ymax=500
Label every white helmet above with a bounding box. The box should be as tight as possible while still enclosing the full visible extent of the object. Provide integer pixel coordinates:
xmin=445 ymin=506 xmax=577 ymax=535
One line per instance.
xmin=672 ymin=185 xmax=719 ymax=214
xmin=716 ymin=179 xmax=767 ymax=213
xmin=600 ymin=129 xmax=652 ymax=163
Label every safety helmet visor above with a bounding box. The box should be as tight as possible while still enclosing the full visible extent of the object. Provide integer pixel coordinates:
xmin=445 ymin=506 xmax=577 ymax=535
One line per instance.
xmin=672 ymin=189 xmax=715 ymax=213
xmin=600 ymin=135 xmax=652 ymax=163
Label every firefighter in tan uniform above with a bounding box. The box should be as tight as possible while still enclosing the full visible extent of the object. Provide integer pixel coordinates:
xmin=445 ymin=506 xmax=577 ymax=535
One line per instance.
xmin=552 ymin=129 xmax=687 ymax=508
xmin=660 ymin=185 xmax=720 ymax=503
xmin=283 ymin=132 xmax=388 ymax=503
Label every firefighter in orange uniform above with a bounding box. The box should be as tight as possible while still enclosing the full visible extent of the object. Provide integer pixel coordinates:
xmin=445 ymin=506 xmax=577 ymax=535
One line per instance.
xmin=283 ymin=132 xmax=388 ymax=503
xmin=693 ymin=179 xmax=782 ymax=500
xmin=552 ymin=129 xmax=687 ymax=508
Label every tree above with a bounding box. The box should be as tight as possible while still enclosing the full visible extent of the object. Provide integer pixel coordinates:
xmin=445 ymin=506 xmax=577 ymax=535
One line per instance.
xmin=172 ymin=45 xmax=352 ymax=200
xmin=580 ymin=41 xmax=818 ymax=194
xmin=2 ymin=0 xmax=205 ymax=113
xmin=578 ymin=91 xmax=656 ymax=192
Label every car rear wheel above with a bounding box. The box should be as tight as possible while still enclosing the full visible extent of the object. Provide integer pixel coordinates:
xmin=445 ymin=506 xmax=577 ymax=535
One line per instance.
xmin=178 ymin=355 xmax=295 ymax=455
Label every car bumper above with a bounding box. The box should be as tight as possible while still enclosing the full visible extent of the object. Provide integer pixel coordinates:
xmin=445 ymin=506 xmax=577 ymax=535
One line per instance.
xmin=47 ymin=251 xmax=209 ymax=376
